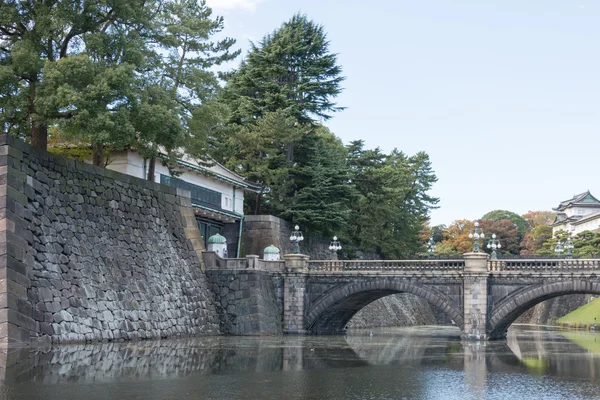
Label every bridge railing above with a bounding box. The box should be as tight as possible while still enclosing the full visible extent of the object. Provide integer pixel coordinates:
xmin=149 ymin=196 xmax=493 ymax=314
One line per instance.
xmin=488 ymin=259 xmax=600 ymax=272
xmin=308 ymin=260 xmax=465 ymax=272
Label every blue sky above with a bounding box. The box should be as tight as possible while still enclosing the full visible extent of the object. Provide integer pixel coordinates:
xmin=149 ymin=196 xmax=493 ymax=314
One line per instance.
xmin=206 ymin=0 xmax=600 ymax=226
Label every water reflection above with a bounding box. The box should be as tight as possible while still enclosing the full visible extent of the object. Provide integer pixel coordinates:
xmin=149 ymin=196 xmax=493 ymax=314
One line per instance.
xmin=1 ymin=326 xmax=600 ymax=399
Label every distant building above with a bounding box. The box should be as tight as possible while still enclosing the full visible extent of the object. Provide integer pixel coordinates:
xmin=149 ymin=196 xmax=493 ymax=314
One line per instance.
xmin=550 ymin=191 xmax=600 ymax=236
xmin=106 ymin=149 xmax=261 ymax=257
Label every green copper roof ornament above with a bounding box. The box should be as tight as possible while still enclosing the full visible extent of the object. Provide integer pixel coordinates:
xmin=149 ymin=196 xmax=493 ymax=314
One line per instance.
xmin=264 ymin=245 xmax=280 ymax=254
xmin=207 ymin=233 xmax=227 ymax=244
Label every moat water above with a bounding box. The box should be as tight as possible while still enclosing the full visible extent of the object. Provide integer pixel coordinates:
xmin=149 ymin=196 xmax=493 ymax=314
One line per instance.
xmin=1 ymin=325 xmax=600 ymax=399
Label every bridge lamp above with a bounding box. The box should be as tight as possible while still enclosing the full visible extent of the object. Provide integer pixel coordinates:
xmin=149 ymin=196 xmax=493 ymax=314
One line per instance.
xmin=427 ymin=235 xmax=436 ymax=259
xmin=565 ymin=234 xmax=574 ymax=259
xmin=487 ymin=233 xmax=501 ymax=260
xmin=329 ymin=236 xmax=342 ymax=260
xmin=290 ymin=225 xmax=304 ymax=254
xmin=468 ymin=221 xmax=485 ymax=252
xmin=554 ymin=240 xmax=564 ymax=258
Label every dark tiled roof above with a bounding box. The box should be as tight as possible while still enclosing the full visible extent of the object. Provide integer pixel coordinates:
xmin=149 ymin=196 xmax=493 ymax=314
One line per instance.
xmin=553 ymin=191 xmax=600 ymax=211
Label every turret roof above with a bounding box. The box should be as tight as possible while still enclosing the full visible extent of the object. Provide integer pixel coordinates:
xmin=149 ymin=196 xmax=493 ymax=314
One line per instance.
xmin=553 ymin=191 xmax=600 ymax=211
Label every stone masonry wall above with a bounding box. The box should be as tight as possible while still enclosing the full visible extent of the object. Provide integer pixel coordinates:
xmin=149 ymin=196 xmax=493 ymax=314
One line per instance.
xmin=206 ymin=269 xmax=282 ymax=335
xmin=0 ymin=135 xmax=220 ymax=346
xmin=242 ymin=215 xmax=294 ymax=257
xmin=515 ymin=294 xmax=596 ymax=325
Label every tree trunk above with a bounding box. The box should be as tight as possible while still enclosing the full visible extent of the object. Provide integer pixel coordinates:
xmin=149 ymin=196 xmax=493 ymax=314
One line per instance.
xmin=286 ymin=143 xmax=294 ymax=165
xmin=147 ymin=156 xmax=156 ymax=181
xmin=29 ymin=81 xmax=48 ymax=150
xmin=254 ymin=189 xmax=263 ymax=215
xmin=30 ymin=122 xmax=48 ymax=150
xmin=92 ymin=142 xmax=104 ymax=166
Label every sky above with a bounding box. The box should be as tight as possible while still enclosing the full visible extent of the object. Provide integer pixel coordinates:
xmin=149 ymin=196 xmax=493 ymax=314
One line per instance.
xmin=205 ymin=0 xmax=600 ymax=226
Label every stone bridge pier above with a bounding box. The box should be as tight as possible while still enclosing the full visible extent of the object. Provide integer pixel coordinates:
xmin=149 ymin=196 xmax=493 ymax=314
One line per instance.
xmin=205 ymin=251 xmax=600 ymax=341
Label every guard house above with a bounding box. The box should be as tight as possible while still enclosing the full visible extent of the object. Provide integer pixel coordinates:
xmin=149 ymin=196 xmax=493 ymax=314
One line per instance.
xmin=105 ymin=149 xmax=261 ymax=257
xmin=550 ymin=191 xmax=600 ymax=236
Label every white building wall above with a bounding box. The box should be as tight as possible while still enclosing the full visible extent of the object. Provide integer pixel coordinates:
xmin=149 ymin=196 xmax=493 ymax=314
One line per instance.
xmin=554 ymin=220 xmax=600 ymax=236
xmin=576 ymin=219 xmax=600 ymax=234
xmin=105 ymin=151 xmax=245 ymax=215
xmin=567 ymin=207 xmax=598 ymax=217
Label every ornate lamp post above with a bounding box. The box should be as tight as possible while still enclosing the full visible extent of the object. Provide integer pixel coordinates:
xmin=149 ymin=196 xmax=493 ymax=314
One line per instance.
xmin=468 ymin=221 xmax=485 ymax=252
xmin=487 ymin=233 xmax=501 ymax=260
xmin=565 ymin=234 xmax=574 ymax=259
xmin=554 ymin=240 xmax=564 ymax=258
xmin=329 ymin=236 xmax=342 ymax=260
xmin=289 ymin=225 xmax=304 ymax=254
xmin=427 ymin=235 xmax=436 ymax=259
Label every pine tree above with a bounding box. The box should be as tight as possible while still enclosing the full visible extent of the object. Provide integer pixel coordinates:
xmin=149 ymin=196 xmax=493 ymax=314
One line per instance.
xmin=221 ymin=13 xmax=345 ymax=173
xmin=0 ymin=0 xmax=238 ymax=168
xmin=225 ymin=13 xmax=344 ymax=125
xmin=281 ymin=128 xmax=356 ymax=236
xmin=348 ymin=146 xmax=439 ymax=259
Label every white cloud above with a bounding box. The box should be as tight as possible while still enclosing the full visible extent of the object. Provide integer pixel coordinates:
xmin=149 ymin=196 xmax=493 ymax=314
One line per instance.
xmin=205 ymin=0 xmax=265 ymax=11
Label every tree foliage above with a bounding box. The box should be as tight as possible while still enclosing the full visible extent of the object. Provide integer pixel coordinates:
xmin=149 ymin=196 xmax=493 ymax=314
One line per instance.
xmin=0 ymin=0 xmax=237 ymax=170
xmin=223 ymin=13 xmax=344 ymax=126
xmin=437 ymin=219 xmax=476 ymax=255
xmin=574 ymin=231 xmax=600 ymax=257
xmin=346 ymin=143 xmax=439 ymax=259
xmin=478 ymin=219 xmax=519 ymax=255
xmin=280 ymin=128 xmax=356 ymax=236
xmin=482 ymin=210 xmax=529 ymax=241
xmin=520 ymin=225 xmax=553 ymax=256
xmin=522 ymin=211 xmax=554 ymax=230
xmin=434 ymin=210 xmax=555 ymax=257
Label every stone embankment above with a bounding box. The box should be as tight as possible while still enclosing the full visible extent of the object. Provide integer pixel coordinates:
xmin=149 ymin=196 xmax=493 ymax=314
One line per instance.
xmin=516 ymin=295 xmax=596 ymax=325
xmin=352 ymin=294 xmax=593 ymax=330
xmin=206 ymin=268 xmax=283 ymax=335
xmin=0 ymin=135 xmax=220 ymax=346
xmin=347 ymin=294 xmax=439 ymax=328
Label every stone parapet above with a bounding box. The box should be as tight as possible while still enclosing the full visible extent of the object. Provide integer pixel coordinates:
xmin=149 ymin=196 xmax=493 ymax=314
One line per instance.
xmin=283 ymin=254 xmax=309 ymax=274
xmin=463 ymin=252 xmax=488 ymax=274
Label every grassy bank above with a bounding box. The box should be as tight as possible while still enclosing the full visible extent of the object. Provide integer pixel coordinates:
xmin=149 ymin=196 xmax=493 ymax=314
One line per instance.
xmin=556 ymin=297 xmax=600 ymax=329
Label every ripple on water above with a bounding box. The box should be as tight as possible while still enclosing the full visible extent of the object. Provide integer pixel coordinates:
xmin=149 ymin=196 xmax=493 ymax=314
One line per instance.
xmin=0 ymin=326 xmax=600 ymax=399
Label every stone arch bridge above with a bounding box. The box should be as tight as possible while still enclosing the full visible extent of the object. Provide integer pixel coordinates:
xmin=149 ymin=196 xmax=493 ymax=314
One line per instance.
xmin=204 ymin=252 xmax=600 ymax=340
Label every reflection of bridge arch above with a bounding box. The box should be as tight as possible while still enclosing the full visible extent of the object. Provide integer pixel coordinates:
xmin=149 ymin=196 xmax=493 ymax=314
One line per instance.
xmin=306 ymin=280 xmax=463 ymax=334
xmin=488 ymin=279 xmax=600 ymax=339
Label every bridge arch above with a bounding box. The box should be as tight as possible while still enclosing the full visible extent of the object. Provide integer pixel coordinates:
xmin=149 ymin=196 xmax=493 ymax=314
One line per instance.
xmin=305 ymin=280 xmax=463 ymax=334
xmin=488 ymin=279 xmax=600 ymax=339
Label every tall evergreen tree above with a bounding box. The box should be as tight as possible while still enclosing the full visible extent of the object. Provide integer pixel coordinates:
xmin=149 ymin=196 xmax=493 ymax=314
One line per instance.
xmin=219 ymin=111 xmax=297 ymax=215
xmin=281 ymin=128 xmax=356 ymax=236
xmin=221 ymin=13 xmax=345 ymax=171
xmin=347 ymin=142 xmax=439 ymax=259
xmin=225 ymin=13 xmax=344 ymax=125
